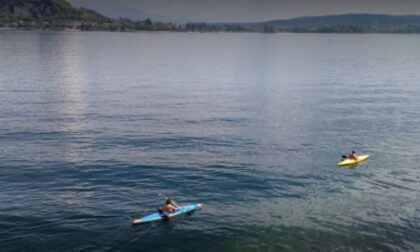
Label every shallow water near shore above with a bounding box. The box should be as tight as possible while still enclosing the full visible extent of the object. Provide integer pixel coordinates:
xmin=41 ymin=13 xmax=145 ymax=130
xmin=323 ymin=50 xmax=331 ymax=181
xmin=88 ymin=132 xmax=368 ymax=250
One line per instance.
xmin=0 ymin=31 xmax=419 ymax=251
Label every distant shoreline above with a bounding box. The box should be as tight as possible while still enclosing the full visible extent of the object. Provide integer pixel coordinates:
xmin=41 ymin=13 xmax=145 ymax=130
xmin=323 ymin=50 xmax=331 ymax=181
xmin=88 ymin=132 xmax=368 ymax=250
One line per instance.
xmin=2 ymin=18 xmax=420 ymax=34
xmin=2 ymin=0 xmax=420 ymax=34
xmin=2 ymin=25 xmax=420 ymax=34
xmin=3 ymin=1 xmax=420 ymax=34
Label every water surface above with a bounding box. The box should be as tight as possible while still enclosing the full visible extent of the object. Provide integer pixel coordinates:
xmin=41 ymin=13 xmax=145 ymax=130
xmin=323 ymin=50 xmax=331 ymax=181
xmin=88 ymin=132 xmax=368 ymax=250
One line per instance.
xmin=0 ymin=31 xmax=419 ymax=251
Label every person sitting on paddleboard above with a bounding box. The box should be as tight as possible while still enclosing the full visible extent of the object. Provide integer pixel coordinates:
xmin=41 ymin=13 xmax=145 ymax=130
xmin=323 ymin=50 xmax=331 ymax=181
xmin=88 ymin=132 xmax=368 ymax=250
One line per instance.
xmin=348 ymin=150 xmax=357 ymax=160
xmin=157 ymin=198 xmax=179 ymax=217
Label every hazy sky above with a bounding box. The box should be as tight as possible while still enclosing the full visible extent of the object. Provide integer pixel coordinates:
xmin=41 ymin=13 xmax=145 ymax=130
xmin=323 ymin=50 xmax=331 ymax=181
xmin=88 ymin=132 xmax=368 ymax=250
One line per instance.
xmin=69 ymin=0 xmax=420 ymax=22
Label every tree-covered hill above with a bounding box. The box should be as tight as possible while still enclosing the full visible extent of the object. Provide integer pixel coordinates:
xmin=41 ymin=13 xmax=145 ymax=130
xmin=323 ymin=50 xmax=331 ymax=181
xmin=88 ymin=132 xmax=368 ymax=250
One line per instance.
xmin=0 ymin=0 xmax=110 ymax=23
xmin=266 ymin=14 xmax=420 ymax=27
xmin=0 ymin=0 xmax=184 ymax=31
xmin=186 ymin=14 xmax=420 ymax=33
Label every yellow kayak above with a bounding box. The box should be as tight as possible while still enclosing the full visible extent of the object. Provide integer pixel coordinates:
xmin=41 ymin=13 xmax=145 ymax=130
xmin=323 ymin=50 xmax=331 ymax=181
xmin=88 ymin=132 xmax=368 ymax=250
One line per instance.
xmin=337 ymin=154 xmax=369 ymax=166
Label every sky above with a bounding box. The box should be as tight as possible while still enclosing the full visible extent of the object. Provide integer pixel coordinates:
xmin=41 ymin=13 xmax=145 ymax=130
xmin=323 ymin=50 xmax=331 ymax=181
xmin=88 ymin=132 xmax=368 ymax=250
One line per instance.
xmin=69 ymin=0 xmax=420 ymax=22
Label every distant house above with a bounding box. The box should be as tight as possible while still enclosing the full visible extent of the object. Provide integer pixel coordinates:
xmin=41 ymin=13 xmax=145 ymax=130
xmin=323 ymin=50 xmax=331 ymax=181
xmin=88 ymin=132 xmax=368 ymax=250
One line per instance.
xmin=71 ymin=21 xmax=82 ymax=30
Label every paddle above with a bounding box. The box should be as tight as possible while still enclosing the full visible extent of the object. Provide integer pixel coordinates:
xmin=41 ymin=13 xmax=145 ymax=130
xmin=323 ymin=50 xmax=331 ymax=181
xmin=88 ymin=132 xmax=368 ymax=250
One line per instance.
xmin=158 ymin=192 xmax=167 ymax=200
xmin=158 ymin=192 xmax=181 ymax=208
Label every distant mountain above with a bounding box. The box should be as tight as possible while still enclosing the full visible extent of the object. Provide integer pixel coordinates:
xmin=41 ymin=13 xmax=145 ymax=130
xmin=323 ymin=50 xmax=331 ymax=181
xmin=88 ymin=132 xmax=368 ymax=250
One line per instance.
xmin=68 ymin=0 xmax=185 ymax=23
xmin=0 ymin=0 xmax=110 ymax=22
xmin=186 ymin=14 xmax=420 ymax=33
xmin=265 ymin=14 xmax=420 ymax=26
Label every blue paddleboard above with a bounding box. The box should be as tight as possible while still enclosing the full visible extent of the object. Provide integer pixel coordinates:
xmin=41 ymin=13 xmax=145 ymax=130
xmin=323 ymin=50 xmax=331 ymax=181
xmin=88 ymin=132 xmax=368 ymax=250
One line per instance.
xmin=133 ymin=203 xmax=203 ymax=225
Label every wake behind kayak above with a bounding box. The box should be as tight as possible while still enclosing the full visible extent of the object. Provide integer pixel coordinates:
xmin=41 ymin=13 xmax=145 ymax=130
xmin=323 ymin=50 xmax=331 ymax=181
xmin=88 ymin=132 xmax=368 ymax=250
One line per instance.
xmin=133 ymin=203 xmax=203 ymax=225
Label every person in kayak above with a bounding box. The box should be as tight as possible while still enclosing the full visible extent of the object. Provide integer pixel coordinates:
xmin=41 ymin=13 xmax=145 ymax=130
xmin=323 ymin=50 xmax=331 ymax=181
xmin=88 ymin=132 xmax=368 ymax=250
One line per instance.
xmin=157 ymin=198 xmax=179 ymax=218
xmin=348 ymin=150 xmax=357 ymax=160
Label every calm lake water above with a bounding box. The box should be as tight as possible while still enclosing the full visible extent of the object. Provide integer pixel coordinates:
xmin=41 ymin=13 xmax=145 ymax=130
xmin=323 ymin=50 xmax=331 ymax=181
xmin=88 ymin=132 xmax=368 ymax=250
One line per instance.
xmin=0 ymin=31 xmax=419 ymax=252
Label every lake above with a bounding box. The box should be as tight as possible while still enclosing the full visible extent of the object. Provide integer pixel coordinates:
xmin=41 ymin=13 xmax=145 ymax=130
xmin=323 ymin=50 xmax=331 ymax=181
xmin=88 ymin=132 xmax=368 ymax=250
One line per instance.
xmin=0 ymin=31 xmax=419 ymax=251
